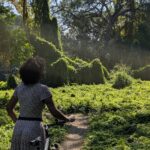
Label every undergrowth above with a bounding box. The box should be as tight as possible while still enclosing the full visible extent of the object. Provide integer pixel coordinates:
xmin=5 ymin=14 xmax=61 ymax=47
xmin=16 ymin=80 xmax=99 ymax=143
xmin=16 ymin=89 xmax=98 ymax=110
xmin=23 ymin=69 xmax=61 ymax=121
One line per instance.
xmin=0 ymin=80 xmax=150 ymax=149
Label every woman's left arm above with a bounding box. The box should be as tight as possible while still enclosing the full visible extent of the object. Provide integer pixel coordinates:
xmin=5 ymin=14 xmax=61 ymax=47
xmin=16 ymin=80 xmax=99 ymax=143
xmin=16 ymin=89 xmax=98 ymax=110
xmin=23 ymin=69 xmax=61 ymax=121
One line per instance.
xmin=6 ymin=95 xmax=18 ymax=123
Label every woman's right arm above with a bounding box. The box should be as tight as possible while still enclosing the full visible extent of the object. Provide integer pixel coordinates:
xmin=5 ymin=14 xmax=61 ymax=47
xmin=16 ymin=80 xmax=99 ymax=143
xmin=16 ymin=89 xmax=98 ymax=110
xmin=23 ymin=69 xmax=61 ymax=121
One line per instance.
xmin=43 ymin=96 xmax=70 ymax=122
xmin=6 ymin=95 xmax=18 ymax=123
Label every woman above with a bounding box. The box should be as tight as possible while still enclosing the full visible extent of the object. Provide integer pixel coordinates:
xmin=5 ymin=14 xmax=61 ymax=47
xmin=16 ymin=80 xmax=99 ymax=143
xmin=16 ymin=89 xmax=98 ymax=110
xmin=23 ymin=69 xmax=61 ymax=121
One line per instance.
xmin=6 ymin=57 xmax=73 ymax=150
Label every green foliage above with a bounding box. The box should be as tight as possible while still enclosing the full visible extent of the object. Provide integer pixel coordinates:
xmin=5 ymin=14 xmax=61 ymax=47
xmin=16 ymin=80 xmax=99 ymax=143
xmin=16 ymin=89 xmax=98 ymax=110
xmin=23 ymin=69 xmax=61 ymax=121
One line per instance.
xmin=133 ymin=65 xmax=150 ymax=80
xmin=0 ymin=90 xmax=12 ymax=108
xmin=0 ymin=3 xmax=109 ymax=87
xmin=77 ymin=63 xmax=91 ymax=84
xmin=68 ymin=65 xmax=77 ymax=83
xmin=7 ymin=74 xmax=17 ymax=89
xmin=10 ymin=29 xmax=34 ymax=67
xmin=1 ymin=81 xmax=150 ymax=149
xmin=32 ymin=36 xmax=109 ymax=86
xmin=110 ymin=64 xmax=133 ymax=89
xmin=32 ymin=0 xmax=62 ymax=49
xmin=40 ymin=17 xmax=63 ymax=50
xmin=84 ymin=111 xmax=150 ymax=149
xmin=0 ymin=109 xmax=12 ymax=126
xmin=111 ymin=64 xmax=132 ymax=75
xmin=0 ymin=4 xmax=34 ymax=68
xmin=0 ymin=4 xmax=15 ymax=67
xmin=103 ymin=66 xmax=110 ymax=80
xmin=134 ymin=4 xmax=150 ymax=50
xmin=135 ymin=22 xmax=150 ymax=49
xmin=82 ymin=82 xmax=150 ymax=149
xmin=65 ymin=57 xmax=88 ymax=69
xmin=31 ymin=36 xmax=62 ymax=63
xmin=112 ymin=72 xmax=133 ymax=89
xmin=48 ymin=58 xmax=69 ymax=86
xmin=52 ymin=0 xmax=150 ymax=51
xmin=0 ymin=124 xmax=13 ymax=150
xmin=77 ymin=59 xmax=106 ymax=84
xmin=48 ymin=125 xmax=67 ymax=144
xmin=91 ymin=59 xmax=106 ymax=84
xmin=0 ymin=81 xmax=7 ymax=90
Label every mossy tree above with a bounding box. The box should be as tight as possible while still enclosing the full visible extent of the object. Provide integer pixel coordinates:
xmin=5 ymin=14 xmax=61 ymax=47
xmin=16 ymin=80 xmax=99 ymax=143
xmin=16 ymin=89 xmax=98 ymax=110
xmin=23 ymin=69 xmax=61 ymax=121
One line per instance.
xmin=47 ymin=58 xmax=69 ymax=86
xmin=133 ymin=65 xmax=150 ymax=80
xmin=91 ymin=59 xmax=105 ymax=84
xmin=33 ymin=0 xmax=62 ymax=50
xmin=16 ymin=0 xmax=110 ymax=87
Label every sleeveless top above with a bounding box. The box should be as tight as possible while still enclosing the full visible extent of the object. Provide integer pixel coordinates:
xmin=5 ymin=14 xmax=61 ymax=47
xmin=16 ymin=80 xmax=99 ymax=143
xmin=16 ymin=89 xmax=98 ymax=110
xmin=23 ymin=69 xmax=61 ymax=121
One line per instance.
xmin=13 ymin=83 xmax=51 ymax=118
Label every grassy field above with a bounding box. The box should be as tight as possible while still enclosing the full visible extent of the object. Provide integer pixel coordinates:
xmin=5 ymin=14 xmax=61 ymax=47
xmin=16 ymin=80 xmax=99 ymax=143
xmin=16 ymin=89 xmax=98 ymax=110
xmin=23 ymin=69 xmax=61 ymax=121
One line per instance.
xmin=0 ymin=80 xmax=150 ymax=149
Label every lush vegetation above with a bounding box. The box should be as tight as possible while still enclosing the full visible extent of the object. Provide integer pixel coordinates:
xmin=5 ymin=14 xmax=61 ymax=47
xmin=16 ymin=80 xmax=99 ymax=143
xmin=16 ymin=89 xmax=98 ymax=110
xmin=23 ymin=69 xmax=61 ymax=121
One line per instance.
xmin=0 ymin=0 xmax=150 ymax=149
xmin=52 ymin=0 xmax=150 ymax=66
xmin=0 ymin=2 xmax=110 ymax=87
xmin=1 ymin=1 xmax=150 ymax=86
xmin=0 ymin=4 xmax=34 ymax=69
xmin=31 ymin=36 xmax=109 ymax=87
xmin=1 ymin=79 xmax=150 ymax=149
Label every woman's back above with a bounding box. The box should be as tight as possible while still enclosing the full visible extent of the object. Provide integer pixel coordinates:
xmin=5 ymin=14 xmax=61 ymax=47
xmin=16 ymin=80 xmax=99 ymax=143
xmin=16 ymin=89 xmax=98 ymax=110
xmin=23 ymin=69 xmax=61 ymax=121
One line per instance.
xmin=15 ymin=83 xmax=51 ymax=118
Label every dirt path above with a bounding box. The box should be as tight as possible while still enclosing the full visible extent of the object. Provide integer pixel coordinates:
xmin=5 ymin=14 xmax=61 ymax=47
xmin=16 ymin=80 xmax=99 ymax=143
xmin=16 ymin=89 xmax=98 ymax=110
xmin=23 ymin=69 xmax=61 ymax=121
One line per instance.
xmin=59 ymin=114 xmax=89 ymax=150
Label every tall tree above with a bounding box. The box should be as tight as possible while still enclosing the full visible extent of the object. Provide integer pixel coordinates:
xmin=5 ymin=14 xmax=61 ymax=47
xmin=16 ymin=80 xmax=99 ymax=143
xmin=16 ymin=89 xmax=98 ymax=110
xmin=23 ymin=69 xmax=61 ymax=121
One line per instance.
xmin=0 ymin=3 xmax=34 ymax=68
xmin=10 ymin=0 xmax=62 ymax=50
xmin=51 ymin=0 xmax=146 ymax=45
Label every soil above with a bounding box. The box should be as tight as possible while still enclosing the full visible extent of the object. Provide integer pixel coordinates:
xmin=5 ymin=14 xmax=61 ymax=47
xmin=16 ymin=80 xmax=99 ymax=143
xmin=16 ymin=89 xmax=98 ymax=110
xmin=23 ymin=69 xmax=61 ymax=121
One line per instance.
xmin=59 ymin=114 xmax=89 ymax=150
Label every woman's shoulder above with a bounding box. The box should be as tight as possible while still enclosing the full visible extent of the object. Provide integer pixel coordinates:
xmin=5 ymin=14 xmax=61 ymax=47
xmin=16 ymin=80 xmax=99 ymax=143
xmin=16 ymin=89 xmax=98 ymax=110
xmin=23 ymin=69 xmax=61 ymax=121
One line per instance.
xmin=38 ymin=84 xmax=52 ymax=98
xmin=16 ymin=83 xmax=49 ymax=91
xmin=38 ymin=83 xmax=49 ymax=90
xmin=15 ymin=83 xmax=24 ymax=89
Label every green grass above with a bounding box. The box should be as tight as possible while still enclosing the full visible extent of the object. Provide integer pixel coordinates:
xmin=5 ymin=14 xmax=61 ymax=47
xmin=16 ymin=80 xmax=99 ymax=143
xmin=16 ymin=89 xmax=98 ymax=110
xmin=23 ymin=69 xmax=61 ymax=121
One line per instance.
xmin=0 ymin=80 xmax=150 ymax=149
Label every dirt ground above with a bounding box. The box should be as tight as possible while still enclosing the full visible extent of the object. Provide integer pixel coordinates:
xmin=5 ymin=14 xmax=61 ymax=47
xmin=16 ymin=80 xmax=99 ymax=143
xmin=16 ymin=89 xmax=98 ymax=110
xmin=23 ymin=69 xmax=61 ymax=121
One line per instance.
xmin=60 ymin=114 xmax=89 ymax=150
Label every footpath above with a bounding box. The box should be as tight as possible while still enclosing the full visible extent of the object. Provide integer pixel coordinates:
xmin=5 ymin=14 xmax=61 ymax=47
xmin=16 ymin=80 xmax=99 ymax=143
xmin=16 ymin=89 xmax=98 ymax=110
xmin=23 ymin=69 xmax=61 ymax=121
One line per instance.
xmin=60 ymin=114 xmax=89 ymax=150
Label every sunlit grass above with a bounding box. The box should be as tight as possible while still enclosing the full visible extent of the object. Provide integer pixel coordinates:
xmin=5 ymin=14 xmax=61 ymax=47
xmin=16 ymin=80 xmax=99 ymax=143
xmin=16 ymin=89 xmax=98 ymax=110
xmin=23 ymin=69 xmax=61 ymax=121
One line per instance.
xmin=0 ymin=80 xmax=150 ymax=149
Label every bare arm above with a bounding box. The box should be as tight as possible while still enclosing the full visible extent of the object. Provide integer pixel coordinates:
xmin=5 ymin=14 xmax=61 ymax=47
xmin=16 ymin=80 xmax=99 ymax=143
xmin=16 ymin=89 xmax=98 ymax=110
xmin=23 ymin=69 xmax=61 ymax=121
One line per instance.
xmin=43 ymin=96 xmax=69 ymax=122
xmin=6 ymin=95 xmax=18 ymax=123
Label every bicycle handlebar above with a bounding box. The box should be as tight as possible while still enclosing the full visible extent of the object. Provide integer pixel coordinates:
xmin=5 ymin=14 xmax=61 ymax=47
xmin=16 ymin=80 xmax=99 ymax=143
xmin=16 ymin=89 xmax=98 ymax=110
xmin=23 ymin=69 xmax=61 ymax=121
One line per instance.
xmin=44 ymin=117 xmax=75 ymax=128
xmin=44 ymin=119 xmax=66 ymax=129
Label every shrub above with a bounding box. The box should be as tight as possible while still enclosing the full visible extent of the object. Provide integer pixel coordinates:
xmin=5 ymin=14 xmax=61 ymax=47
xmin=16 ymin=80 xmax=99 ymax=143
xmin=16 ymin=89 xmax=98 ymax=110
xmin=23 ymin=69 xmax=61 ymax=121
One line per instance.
xmin=0 ymin=125 xmax=13 ymax=150
xmin=47 ymin=58 xmax=69 ymax=87
xmin=31 ymin=36 xmax=109 ymax=86
xmin=112 ymin=64 xmax=132 ymax=75
xmin=76 ymin=59 xmax=108 ymax=84
xmin=10 ymin=29 xmax=34 ymax=67
xmin=112 ymin=72 xmax=133 ymax=89
xmin=68 ymin=65 xmax=77 ymax=83
xmin=103 ymin=66 xmax=110 ymax=80
xmin=0 ymin=110 xmax=11 ymax=125
xmin=7 ymin=74 xmax=17 ymax=89
xmin=0 ymin=81 xmax=7 ymax=90
xmin=65 ymin=57 xmax=88 ymax=69
xmin=74 ymin=57 xmax=88 ymax=68
xmin=77 ymin=64 xmax=92 ymax=84
xmin=31 ymin=36 xmax=62 ymax=63
xmin=90 ymin=59 xmax=106 ymax=84
xmin=133 ymin=65 xmax=150 ymax=80
xmin=45 ymin=57 xmax=109 ymax=86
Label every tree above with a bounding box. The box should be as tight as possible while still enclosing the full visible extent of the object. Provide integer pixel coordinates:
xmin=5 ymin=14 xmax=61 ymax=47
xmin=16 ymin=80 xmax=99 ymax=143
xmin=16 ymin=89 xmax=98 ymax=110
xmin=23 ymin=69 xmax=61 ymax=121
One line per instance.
xmin=0 ymin=3 xmax=34 ymax=69
xmin=10 ymin=0 xmax=62 ymax=50
xmin=50 ymin=0 xmax=148 ymax=47
xmin=134 ymin=1 xmax=150 ymax=49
